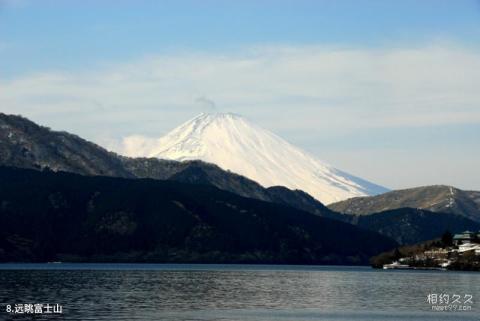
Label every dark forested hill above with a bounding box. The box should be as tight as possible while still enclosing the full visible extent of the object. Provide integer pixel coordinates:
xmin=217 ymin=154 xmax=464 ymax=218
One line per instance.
xmin=0 ymin=166 xmax=397 ymax=264
xmin=352 ymin=208 xmax=480 ymax=245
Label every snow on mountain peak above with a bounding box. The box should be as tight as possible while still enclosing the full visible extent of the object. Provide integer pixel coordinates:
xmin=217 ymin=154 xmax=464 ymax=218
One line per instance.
xmin=122 ymin=112 xmax=388 ymax=204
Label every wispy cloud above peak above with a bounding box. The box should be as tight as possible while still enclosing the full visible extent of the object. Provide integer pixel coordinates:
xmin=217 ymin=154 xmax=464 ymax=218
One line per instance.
xmin=4 ymin=43 xmax=479 ymax=128
xmin=1 ymin=43 xmax=479 ymax=189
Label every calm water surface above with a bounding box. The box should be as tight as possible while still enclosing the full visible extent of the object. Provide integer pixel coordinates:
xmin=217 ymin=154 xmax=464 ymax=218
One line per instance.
xmin=0 ymin=264 xmax=478 ymax=321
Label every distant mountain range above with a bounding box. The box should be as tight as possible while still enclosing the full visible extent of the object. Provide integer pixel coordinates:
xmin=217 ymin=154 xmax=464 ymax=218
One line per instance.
xmin=329 ymin=185 xmax=480 ymax=223
xmin=0 ymin=113 xmax=336 ymax=219
xmin=0 ymin=166 xmax=396 ymax=264
xmin=120 ymin=113 xmax=388 ymax=204
xmin=1 ymin=112 xmax=479 ymax=251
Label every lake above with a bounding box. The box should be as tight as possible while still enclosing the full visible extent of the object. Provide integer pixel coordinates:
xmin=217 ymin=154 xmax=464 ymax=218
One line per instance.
xmin=0 ymin=264 xmax=478 ymax=320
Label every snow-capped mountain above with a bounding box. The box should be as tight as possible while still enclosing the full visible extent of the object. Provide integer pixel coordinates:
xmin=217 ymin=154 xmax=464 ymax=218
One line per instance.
xmin=122 ymin=113 xmax=388 ymax=204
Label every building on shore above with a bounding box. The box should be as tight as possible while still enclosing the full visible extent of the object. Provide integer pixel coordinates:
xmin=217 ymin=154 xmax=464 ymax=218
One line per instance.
xmin=453 ymin=231 xmax=479 ymax=245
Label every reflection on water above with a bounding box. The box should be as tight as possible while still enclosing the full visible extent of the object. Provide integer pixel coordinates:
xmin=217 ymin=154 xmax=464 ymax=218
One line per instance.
xmin=0 ymin=264 xmax=478 ymax=320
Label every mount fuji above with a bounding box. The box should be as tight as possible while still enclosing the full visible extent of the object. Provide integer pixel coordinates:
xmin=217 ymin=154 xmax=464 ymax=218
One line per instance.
xmin=122 ymin=113 xmax=388 ymax=204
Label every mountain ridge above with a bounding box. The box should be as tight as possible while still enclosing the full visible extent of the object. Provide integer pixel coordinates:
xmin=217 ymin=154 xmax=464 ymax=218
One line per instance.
xmin=0 ymin=113 xmax=132 ymax=177
xmin=329 ymin=185 xmax=480 ymax=223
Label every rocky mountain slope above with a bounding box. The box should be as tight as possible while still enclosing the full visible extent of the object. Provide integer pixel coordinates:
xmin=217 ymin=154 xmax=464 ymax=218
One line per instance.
xmin=329 ymin=185 xmax=480 ymax=223
xmin=0 ymin=113 xmax=131 ymax=177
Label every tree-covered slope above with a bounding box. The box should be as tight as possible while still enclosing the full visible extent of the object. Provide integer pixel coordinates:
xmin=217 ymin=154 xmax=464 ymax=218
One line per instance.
xmin=354 ymin=208 xmax=480 ymax=245
xmin=0 ymin=166 xmax=397 ymax=264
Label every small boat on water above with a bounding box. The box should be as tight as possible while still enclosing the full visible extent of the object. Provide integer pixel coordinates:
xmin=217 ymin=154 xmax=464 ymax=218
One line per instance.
xmin=383 ymin=261 xmax=411 ymax=270
xmin=439 ymin=260 xmax=451 ymax=268
xmin=383 ymin=261 xmax=447 ymax=271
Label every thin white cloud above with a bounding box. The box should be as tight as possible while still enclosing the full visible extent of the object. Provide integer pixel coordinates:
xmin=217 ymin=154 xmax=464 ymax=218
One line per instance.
xmin=2 ymin=43 xmax=480 ymax=190
xmin=1 ymin=44 xmax=480 ymax=144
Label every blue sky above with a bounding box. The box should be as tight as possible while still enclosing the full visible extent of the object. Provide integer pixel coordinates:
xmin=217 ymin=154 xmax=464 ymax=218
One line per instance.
xmin=1 ymin=0 xmax=480 ymax=190
xmin=2 ymin=0 xmax=480 ymax=76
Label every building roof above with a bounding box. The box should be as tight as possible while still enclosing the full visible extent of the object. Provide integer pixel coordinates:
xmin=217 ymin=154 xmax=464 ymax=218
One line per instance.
xmin=453 ymin=231 xmax=478 ymax=239
xmin=453 ymin=234 xmax=471 ymax=239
